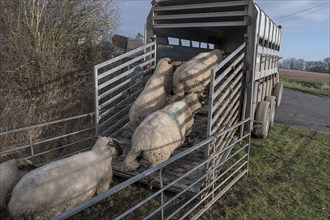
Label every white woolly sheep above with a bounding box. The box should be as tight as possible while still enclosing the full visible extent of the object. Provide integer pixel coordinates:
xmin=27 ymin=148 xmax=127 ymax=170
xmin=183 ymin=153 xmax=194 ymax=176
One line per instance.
xmin=8 ymin=137 xmax=122 ymax=220
xmin=0 ymin=158 xmax=34 ymax=209
xmin=129 ymin=58 xmax=173 ymax=129
xmin=170 ymin=49 xmax=225 ymax=102
xmin=123 ymin=93 xmax=202 ymax=171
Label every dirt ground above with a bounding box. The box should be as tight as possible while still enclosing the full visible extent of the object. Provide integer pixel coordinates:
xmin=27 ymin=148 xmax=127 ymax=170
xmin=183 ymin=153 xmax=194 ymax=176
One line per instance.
xmin=279 ymin=68 xmax=330 ymax=82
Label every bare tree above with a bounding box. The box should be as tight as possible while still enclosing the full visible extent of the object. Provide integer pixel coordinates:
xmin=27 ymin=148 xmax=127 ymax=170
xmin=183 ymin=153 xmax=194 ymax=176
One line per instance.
xmin=0 ymin=0 xmax=119 ymax=132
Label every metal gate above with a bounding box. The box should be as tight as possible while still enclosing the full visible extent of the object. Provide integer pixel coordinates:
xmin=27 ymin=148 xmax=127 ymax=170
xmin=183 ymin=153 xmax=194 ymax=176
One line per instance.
xmin=205 ymin=42 xmax=247 ymax=189
xmin=94 ymin=42 xmax=156 ymax=136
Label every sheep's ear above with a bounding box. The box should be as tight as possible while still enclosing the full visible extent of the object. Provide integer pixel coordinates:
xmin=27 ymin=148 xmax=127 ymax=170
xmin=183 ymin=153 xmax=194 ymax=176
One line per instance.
xmin=16 ymin=159 xmax=35 ymax=170
xmin=110 ymin=138 xmax=123 ymax=156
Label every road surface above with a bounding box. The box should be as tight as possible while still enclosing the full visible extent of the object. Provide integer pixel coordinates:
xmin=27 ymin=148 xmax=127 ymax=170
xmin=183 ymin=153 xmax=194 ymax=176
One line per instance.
xmin=275 ymin=88 xmax=330 ymax=133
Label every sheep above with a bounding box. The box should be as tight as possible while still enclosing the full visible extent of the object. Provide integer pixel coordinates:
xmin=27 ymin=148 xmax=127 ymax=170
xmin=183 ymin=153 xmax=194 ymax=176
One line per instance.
xmin=123 ymin=93 xmax=203 ymax=171
xmin=170 ymin=49 xmax=225 ymax=102
xmin=8 ymin=137 xmax=122 ymax=220
xmin=129 ymin=58 xmax=173 ymax=129
xmin=0 ymin=158 xmax=34 ymax=209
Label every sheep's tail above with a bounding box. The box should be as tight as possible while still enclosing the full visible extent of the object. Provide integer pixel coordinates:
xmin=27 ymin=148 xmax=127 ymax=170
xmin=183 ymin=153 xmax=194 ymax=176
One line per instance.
xmin=123 ymin=150 xmax=142 ymax=171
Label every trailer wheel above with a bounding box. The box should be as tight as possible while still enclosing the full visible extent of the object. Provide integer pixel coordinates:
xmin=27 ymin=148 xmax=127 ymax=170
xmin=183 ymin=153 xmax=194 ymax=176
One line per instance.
xmin=253 ymin=101 xmax=271 ymax=138
xmin=273 ymin=82 xmax=283 ymax=107
xmin=265 ymin=96 xmax=276 ymax=127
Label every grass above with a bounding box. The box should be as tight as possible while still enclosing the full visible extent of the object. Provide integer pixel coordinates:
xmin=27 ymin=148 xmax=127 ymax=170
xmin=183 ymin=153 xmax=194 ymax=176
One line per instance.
xmin=281 ymin=78 xmax=330 ymax=97
xmin=205 ymin=125 xmax=330 ymax=219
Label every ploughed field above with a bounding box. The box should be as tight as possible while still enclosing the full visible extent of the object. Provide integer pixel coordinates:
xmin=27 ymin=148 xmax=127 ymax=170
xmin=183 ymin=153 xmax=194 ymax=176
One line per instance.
xmin=279 ymin=68 xmax=330 ymax=97
xmin=279 ymin=68 xmax=329 ymax=82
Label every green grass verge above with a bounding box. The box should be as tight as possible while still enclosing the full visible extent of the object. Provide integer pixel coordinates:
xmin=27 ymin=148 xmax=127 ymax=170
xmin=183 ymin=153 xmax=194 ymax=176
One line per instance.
xmin=281 ymin=78 xmax=330 ymax=97
xmin=206 ymin=125 xmax=330 ymax=219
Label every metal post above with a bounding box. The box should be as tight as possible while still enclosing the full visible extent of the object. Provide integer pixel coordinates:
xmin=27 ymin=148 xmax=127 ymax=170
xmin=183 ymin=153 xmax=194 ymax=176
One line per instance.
xmin=94 ymin=66 xmax=99 ymax=136
xmin=159 ymin=168 xmax=165 ymax=220
xmin=29 ymin=134 xmax=35 ymax=164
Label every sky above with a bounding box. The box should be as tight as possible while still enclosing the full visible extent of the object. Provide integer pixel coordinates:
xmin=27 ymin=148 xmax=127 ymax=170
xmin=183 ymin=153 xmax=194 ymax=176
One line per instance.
xmin=116 ymin=0 xmax=330 ymax=61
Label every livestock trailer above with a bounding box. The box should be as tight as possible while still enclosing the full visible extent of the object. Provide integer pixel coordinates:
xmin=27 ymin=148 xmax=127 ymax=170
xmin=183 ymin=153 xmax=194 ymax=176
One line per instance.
xmin=88 ymin=0 xmax=283 ymax=218
xmin=0 ymin=0 xmax=283 ymax=219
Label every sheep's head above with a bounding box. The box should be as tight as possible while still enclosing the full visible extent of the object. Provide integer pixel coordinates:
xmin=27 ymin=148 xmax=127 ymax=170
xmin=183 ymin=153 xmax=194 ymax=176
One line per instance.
xmin=184 ymin=93 xmax=203 ymax=113
xmin=93 ymin=137 xmax=123 ymax=157
xmin=15 ymin=158 xmax=35 ymax=178
xmin=108 ymin=138 xmax=123 ymax=157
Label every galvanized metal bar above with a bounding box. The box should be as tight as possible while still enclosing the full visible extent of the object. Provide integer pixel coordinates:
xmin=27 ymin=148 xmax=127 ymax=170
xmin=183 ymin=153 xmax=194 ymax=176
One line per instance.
xmin=154 ymin=11 xmax=247 ymax=20
xmin=94 ymin=65 xmax=100 ymax=136
xmin=99 ymin=86 xmax=145 ymax=120
xmin=154 ymin=1 xmax=249 ymax=11
xmin=211 ymin=96 xmax=240 ymax=134
xmin=212 ymin=81 xmax=242 ymax=115
xmin=0 ymin=144 xmax=31 ymax=155
xmin=53 ymin=119 xmax=250 ymax=220
xmin=116 ymin=132 xmax=249 ymax=220
xmin=29 ymin=135 xmax=35 ymax=164
xmin=154 ymin=21 xmax=248 ymax=29
xmin=165 ymin=154 xmax=248 ymax=220
xmin=98 ymin=50 xmax=155 ymax=80
xmin=145 ymin=140 xmax=249 ymax=220
xmin=214 ymin=114 xmax=240 ymax=148
xmin=0 ymin=113 xmax=94 ymax=137
xmin=207 ymin=70 xmax=216 ymax=137
xmin=191 ymin=166 xmax=248 ymax=219
xmin=182 ymin=160 xmax=248 ymax=220
xmin=37 ymin=146 xmax=93 ymax=167
xmin=100 ymin=115 xmax=129 ymax=136
xmin=99 ymin=68 xmax=147 ymax=100
xmin=28 ymin=136 xmax=95 ymax=158
xmin=32 ymin=128 xmax=94 ymax=146
xmin=214 ymin=43 xmax=246 ymax=73
xmin=160 ymin=168 xmax=165 ymax=220
xmin=97 ymin=59 xmax=155 ymax=90
xmin=95 ymin=42 xmax=155 ymax=69
xmin=99 ymin=77 xmax=149 ymax=110
xmin=99 ymin=105 xmax=131 ymax=130
xmin=213 ymin=67 xmax=243 ymax=101
xmin=214 ymin=53 xmax=245 ymax=86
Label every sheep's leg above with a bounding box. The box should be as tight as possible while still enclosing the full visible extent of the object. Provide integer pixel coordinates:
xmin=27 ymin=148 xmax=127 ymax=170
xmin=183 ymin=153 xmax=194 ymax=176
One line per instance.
xmin=123 ymin=150 xmax=142 ymax=171
xmin=96 ymin=179 xmax=111 ymax=194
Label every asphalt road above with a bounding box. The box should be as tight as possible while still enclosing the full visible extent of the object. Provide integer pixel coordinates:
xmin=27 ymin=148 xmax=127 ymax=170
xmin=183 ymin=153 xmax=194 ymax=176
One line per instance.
xmin=275 ymin=88 xmax=330 ymax=133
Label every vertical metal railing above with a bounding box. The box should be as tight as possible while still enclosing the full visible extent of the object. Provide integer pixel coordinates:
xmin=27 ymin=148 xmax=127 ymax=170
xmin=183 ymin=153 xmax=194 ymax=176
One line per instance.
xmin=205 ymin=42 xmax=246 ymax=189
xmin=93 ymin=42 xmax=156 ymax=136
xmin=52 ymin=118 xmax=251 ymax=220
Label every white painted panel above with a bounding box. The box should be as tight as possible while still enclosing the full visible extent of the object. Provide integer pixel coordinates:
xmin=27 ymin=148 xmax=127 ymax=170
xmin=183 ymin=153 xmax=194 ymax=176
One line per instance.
xmin=265 ymin=17 xmax=270 ymax=41
xmin=255 ymin=5 xmax=261 ymax=36
xmin=272 ymin=23 xmax=276 ymax=44
xmin=274 ymin=25 xmax=278 ymax=45
xmin=260 ymin=12 xmax=266 ymax=39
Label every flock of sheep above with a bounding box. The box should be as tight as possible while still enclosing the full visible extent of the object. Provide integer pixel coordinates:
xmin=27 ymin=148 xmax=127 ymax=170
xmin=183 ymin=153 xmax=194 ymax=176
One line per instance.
xmin=0 ymin=49 xmax=224 ymax=219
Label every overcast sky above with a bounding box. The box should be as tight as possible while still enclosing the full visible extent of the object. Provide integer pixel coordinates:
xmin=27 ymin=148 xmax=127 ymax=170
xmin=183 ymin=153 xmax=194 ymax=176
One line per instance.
xmin=117 ymin=0 xmax=330 ymax=61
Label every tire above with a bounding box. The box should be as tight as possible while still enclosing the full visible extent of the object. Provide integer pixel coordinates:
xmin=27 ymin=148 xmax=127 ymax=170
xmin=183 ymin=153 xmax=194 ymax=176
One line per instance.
xmin=265 ymin=96 xmax=276 ymax=127
xmin=253 ymin=101 xmax=271 ymax=138
xmin=273 ymin=82 xmax=283 ymax=107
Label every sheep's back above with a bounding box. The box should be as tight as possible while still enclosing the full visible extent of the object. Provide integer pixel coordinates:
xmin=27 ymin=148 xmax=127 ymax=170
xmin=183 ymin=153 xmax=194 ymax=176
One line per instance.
xmin=8 ymin=151 xmax=104 ymax=215
xmin=0 ymin=160 xmax=18 ymax=207
xmin=132 ymin=111 xmax=183 ymax=152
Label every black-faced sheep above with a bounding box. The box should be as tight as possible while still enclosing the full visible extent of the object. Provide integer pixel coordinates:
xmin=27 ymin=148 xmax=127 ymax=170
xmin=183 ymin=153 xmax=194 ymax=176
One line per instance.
xmin=123 ymin=93 xmax=202 ymax=171
xmin=129 ymin=58 xmax=173 ymax=129
xmin=170 ymin=49 xmax=225 ymax=102
xmin=8 ymin=137 xmax=122 ymax=220
xmin=0 ymin=158 xmax=34 ymax=209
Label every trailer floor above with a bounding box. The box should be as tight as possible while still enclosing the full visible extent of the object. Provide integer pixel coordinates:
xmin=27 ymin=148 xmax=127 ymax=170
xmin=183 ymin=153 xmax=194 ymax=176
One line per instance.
xmin=113 ymin=106 xmax=210 ymax=194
